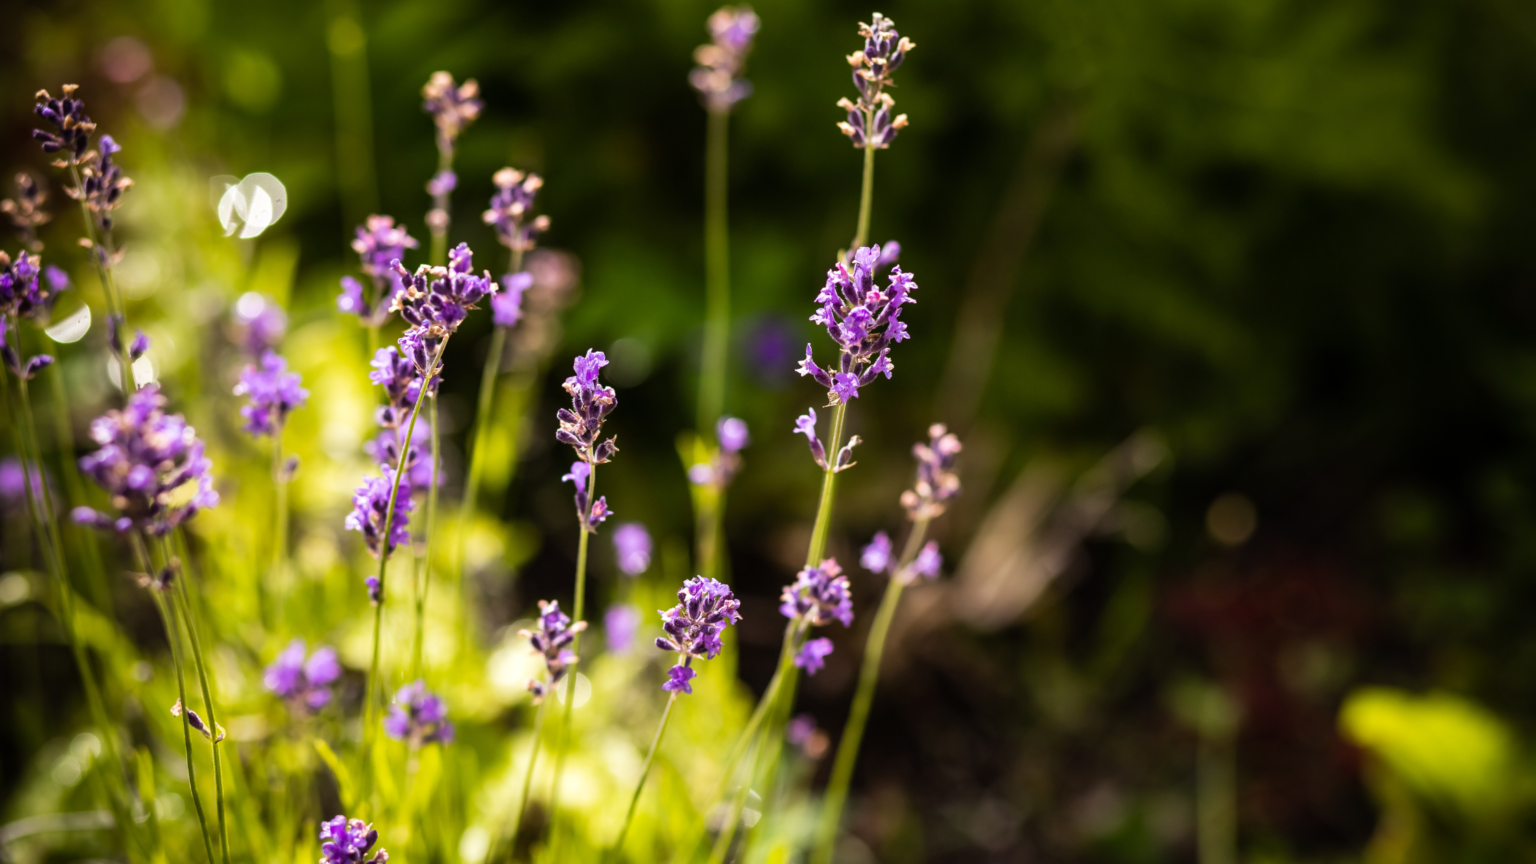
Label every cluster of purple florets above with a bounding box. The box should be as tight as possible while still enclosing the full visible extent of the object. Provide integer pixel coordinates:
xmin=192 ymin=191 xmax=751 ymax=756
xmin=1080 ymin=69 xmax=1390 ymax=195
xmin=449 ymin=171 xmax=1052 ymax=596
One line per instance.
xmin=73 ymin=383 xmax=219 ymax=536
xmin=836 ymin=13 xmax=914 ymax=149
xmin=422 ymin=72 xmax=482 ymax=148
xmin=338 ymin=216 xmax=418 ymax=326
xmin=690 ymin=6 xmax=760 ymax=112
xmin=860 ymin=531 xmax=942 ymax=586
xmin=655 ymin=576 xmax=742 ymax=695
xmin=263 ymin=639 xmax=341 ymax=713
xmin=485 ymin=168 xmax=549 ymax=255
xmin=557 ymin=349 xmax=619 ymax=465
xmin=390 ymin=243 xmax=499 ymax=377
xmin=780 ymin=558 xmax=855 ymax=629
xmin=521 ymin=600 xmax=587 ymax=703
xmin=319 ymin=816 xmax=388 ymax=864
xmin=233 ymin=350 xmax=308 ymax=438
xmin=0 ymin=250 xmax=63 ymax=320
xmin=383 ymin=680 xmax=454 ymax=748
xmin=345 ymin=345 xmax=436 ymax=562
xmin=689 ymin=416 xmax=751 ymax=488
xmin=798 ymin=242 xmax=914 ymax=405
xmin=32 ymin=86 xmax=94 ymax=164
xmin=346 ymin=468 xmax=413 ymax=565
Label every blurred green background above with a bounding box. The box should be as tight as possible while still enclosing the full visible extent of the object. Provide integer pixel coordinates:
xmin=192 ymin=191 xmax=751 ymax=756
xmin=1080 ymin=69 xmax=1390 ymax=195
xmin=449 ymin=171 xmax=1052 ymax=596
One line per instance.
xmin=7 ymin=0 xmax=1536 ymax=861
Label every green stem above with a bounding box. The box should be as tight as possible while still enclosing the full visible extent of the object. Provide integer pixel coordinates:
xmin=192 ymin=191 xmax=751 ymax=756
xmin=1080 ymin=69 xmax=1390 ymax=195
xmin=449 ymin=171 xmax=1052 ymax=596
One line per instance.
xmin=805 ymin=403 xmax=849 ymax=567
xmin=413 ymin=394 xmax=440 ymax=679
xmin=811 ymin=518 xmax=930 ymax=864
xmin=429 ymin=143 xmax=453 ymax=268
xmin=502 ymin=697 xmax=547 ymax=856
xmin=548 ymin=463 xmax=595 ymax=857
xmin=169 ymin=539 xmax=230 ymax=864
xmin=135 ymin=535 xmax=214 ymax=864
xmin=68 ymin=163 xmax=134 ymax=396
xmin=46 ymin=357 xmax=112 ymax=611
xmin=698 ymin=108 xmax=731 ymax=434
xmin=849 ymin=142 xmax=876 ymax=255
xmin=609 ymin=691 xmax=680 ymax=858
xmin=362 ymin=345 xmax=439 ymax=784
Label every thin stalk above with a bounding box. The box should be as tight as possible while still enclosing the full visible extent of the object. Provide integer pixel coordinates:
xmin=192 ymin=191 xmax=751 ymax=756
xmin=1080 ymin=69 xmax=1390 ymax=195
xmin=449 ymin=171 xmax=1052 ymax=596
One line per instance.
xmin=68 ymin=163 xmax=134 ymax=395
xmin=272 ymin=425 xmax=288 ymax=616
xmin=694 ymin=491 xmax=722 ymax=583
xmin=413 ymin=393 xmax=440 ymax=679
xmin=362 ymin=343 xmax=441 ymax=774
xmin=811 ymin=517 xmax=931 ymax=864
xmin=609 ymin=691 xmax=680 ymax=858
xmin=458 ymin=245 xmax=522 ymax=599
xmin=849 ymin=142 xmax=876 ymax=255
xmin=46 ymin=358 xmax=112 ymax=610
xmin=698 ymin=108 xmax=731 ymax=434
xmin=429 ymin=145 xmax=453 ymax=268
xmin=169 ymin=540 xmax=230 ymax=864
xmin=135 ymin=535 xmax=214 ymax=864
xmin=505 ymin=698 xmax=548 ymax=854
xmin=805 ymin=403 xmax=849 ymax=567
xmin=548 ymin=463 xmax=595 ymax=858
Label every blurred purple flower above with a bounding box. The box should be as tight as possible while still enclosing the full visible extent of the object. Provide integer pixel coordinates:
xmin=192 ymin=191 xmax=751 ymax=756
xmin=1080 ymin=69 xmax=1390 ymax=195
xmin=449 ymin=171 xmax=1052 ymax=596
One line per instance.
xmin=613 ymin=523 xmax=652 ymax=575
xmin=232 ymin=292 xmax=286 ymax=354
xmin=663 ymin=665 xmax=697 ymax=694
xmin=492 ymin=272 xmax=532 ymax=329
xmin=319 ymin=815 xmax=388 ymax=864
xmin=422 ymin=72 xmax=481 ymax=147
xmin=911 ymin=541 xmax=942 ymax=580
xmin=605 ymin=604 xmax=640 ymax=655
xmin=383 ymin=680 xmax=453 ymax=747
xmin=0 ymin=457 xmax=48 ymax=509
xmin=264 ymin=639 xmax=342 ymax=712
xmin=780 ymin=558 xmax=853 ymax=628
xmin=521 ymin=599 xmax=587 ymax=703
xmin=233 ymin=350 xmax=308 ymax=439
xmin=690 ymin=6 xmax=760 ymax=113
xmin=484 ymin=169 xmax=549 ymax=254
xmin=860 ymin=531 xmax=892 ymax=573
xmin=717 ymin=416 xmax=749 ymax=453
xmin=795 ymin=637 xmax=835 ymax=676
xmin=902 ymin=423 xmax=962 ymax=520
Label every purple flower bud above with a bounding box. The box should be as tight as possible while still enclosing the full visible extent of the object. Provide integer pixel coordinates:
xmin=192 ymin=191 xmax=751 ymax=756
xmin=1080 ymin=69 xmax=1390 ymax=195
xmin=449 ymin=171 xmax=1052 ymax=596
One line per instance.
xmin=794 ymin=408 xmax=827 ymax=468
xmin=233 ymin=350 xmax=308 ymax=438
xmin=605 ymin=604 xmax=640 ymax=655
xmin=717 ymin=416 xmax=750 ymax=453
xmin=171 ymin=698 xmax=225 ymax=743
xmin=655 ymin=577 xmax=742 ymax=694
xmin=365 ymin=576 xmax=382 ymax=605
xmin=836 ymin=15 xmax=914 ymax=149
xmin=422 ymin=72 xmax=482 ymax=145
xmin=264 ymin=639 xmax=341 ymax=712
xmin=76 ymin=385 xmax=219 ymax=536
xmin=911 ymin=541 xmax=942 ymax=580
xmin=663 ymin=664 xmax=697 ymax=694
xmin=519 ymin=600 xmax=588 ymax=703
xmin=612 ymin=523 xmax=652 ymax=576
xmin=860 ymin=532 xmax=892 ymax=573
xmin=319 ymin=815 xmax=389 ymax=864
xmin=383 ymin=680 xmax=454 ymax=747
xmin=426 ymin=170 xmax=456 ymax=198
xmin=557 ymin=349 xmax=619 ymax=467
xmin=900 ymin=424 xmax=962 ymax=520
xmin=795 ymin=637 xmax=835 ymax=676
xmin=484 ymin=169 xmax=549 ymax=253
xmin=780 ymin=558 xmax=854 ymax=628
xmin=492 ymin=271 xmax=532 ymax=328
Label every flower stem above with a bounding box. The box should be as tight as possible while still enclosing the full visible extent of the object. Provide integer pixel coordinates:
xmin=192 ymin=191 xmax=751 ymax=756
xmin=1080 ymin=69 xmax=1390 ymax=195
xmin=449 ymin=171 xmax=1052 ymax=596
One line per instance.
xmin=46 ymin=358 xmax=112 ymax=611
xmin=849 ymin=141 xmax=876 ymax=254
xmin=429 ymin=144 xmax=453 ymax=268
xmin=413 ymin=394 xmax=440 ymax=679
xmin=608 ymin=691 xmax=679 ymax=858
xmin=548 ymin=462 xmax=595 ymax=857
xmin=505 ymin=698 xmax=547 ymax=854
xmin=264 ymin=425 xmax=288 ymax=629
xmin=698 ymin=108 xmax=732 ymax=434
xmin=68 ymin=163 xmax=134 ymax=396
xmin=134 ymin=534 xmax=214 ymax=864
xmin=805 ymin=403 xmax=849 ymax=567
xmin=811 ymin=517 xmax=930 ymax=864
xmin=167 ymin=538 xmax=231 ymax=864
xmin=363 ymin=341 xmax=443 ymax=791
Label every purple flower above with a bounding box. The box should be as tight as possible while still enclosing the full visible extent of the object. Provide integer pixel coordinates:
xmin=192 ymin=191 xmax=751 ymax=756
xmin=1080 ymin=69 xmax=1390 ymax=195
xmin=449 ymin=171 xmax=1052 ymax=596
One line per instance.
xmin=520 ymin=600 xmax=588 ymax=702
xmin=793 ymin=407 xmax=828 ymax=468
xmin=0 ymin=251 xmax=63 ymax=322
xmin=263 ymin=639 xmax=342 ymax=712
xmin=319 ymin=816 xmax=388 ymax=864
xmin=341 ymin=216 xmax=418 ymax=327
xmin=795 ymin=637 xmax=835 ymax=676
xmin=0 ymin=457 xmax=48 ymax=510
xmin=344 ymin=468 xmax=413 ymax=559
xmin=911 ymin=541 xmax=942 ymax=580
xmin=835 ymin=14 xmax=914 ymax=149
xmin=860 ymin=532 xmax=892 ymax=573
xmin=780 ymin=558 xmax=854 ymax=628
xmin=171 ymin=698 xmax=225 ymax=743
xmin=32 ymin=85 xmax=94 ymax=165
xmin=80 ymin=135 xmax=132 ymax=236
xmin=787 ymin=714 xmax=817 ymax=747
xmin=426 ymin=170 xmax=457 ymax=198
xmin=799 ymin=245 xmax=917 ymax=405
xmin=556 ymin=349 xmax=619 ymax=466
xmin=74 ymin=385 xmax=219 ymax=536
xmin=605 ymin=604 xmax=640 ymax=655
xmin=383 ymin=680 xmax=454 ymax=747
xmin=233 ymin=350 xmax=308 ymax=438
xmin=365 ymin=421 xmax=437 ymax=491
xmin=232 ymin=292 xmax=286 ymax=354
xmin=613 ymin=523 xmax=652 ymax=575
xmin=390 ymin=243 xmax=499 ymax=376
xmin=663 ymin=665 xmax=697 ymax=695
xmin=492 ymin=272 xmax=532 ymax=329
xmin=0 ymin=315 xmax=53 ymax=382
xmin=655 ymin=576 xmax=742 ymax=695
xmin=365 ymin=576 xmax=382 ymax=605
xmin=483 ymin=169 xmax=550 ymax=253
xmin=422 ymin=72 xmax=482 ymax=146
xmin=690 ymin=6 xmax=760 ymax=112
xmin=717 ymin=416 xmax=750 ymax=453
xmin=901 ymin=423 xmax=962 ymax=520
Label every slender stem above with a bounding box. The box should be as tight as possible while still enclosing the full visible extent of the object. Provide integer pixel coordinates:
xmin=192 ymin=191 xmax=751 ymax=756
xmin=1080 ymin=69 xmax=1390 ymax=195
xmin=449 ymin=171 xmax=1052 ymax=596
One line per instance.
xmin=811 ymin=518 xmax=930 ymax=864
xmin=458 ymin=245 xmax=522 ymax=599
xmin=500 ymin=697 xmax=546 ymax=858
xmin=413 ymin=394 xmax=440 ymax=679
xmin=609 ymin=691 xmax=680 ymax=858
xmin=695 ymin=491 xmax=722 ymax=583
xmin=362 ymin=347 xmax=438 ymax=776
xmin=805 ymin=403 xmax=848 ymax=567
xmin=548 ymin=462 xmax=595 ymax=857
xmin=46 ymin=357 xmax=112 ymax=611
xmin=849 ymin=142 xmax=876 ymax=255
xmin=68 ymin=163 xmax=134 ymax=396
xmin=699 ymin=108 xmax=732 ymax=434
xmin=135 ymin=535 xmax=214 ymax=864
xmin=169 ymin=539 xmax=230 ymax=864
xmin=429 ymin=143 xmax=453 ymax=268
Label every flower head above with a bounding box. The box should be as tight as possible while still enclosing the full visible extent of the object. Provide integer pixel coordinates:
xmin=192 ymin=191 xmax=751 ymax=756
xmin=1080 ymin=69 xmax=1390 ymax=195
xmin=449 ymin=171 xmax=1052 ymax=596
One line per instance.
xmin=717 ymin=416 xmax=750 ymax=453
xmin=234 ymin=350 xmax=308 ymax=438
xmin=911 ymin=541 xmax=942 ymax=580
xmin=520 ymin=600 xmax=588 ymax=703
xmin=365 ymin=420 xmax=435 ymax=491
xmin=232 ymin=292 xmax=287 ymax=354
xmin=613 ymin=523 xmax=653 ymax=575
xmin=690 ymin=6 xmax=760 ymax=113
xmin=901 ymin=423 xmax=962 ymax=520
xmin=484 ymin=168 xmax=550 ymax=253
xmin=392 ymin=244 xmax=498 ymax=343
xmin=342 ymin=216 xmax=418 ymax=326
xmin=319 ymin=816 xmax=388 ymax=864
xmin=799 ymin=244 xmax=915 ymax=405
xmin=0 ymin=250 xmax=63 ymax=321
xmin=32 ymin=85 xmax=95 ymax=166
xmin=795 ymin=637 xmax=835 ymax=676
xmin=344 ymin=468 xmax=413 ymax=559
xmin=860 ymin=531 xmax=892 ymax=573
xmin=836 ymin=14 xmax=914 ymax=149
xmin=422 ymin=72 xmax=482 ymax=147
xmin=556 ymin=349 xmax=618 ymax=465
xmin=655 ymin=576 xmax=742 ymax=695
xmin=73 ymin=385 xmax=219 ymax=536
xmin=780 ymin=558 xmax=854 ymax=628
xmin=492 ymin=271 xmax=532 ymax=329
xmin=264 ymin=639 xmax=342 ymax=712
xmin=383 ymin=680 xmax=454 ymax=747
xmin=605 ymin=604 xmax=640 ymax=655
xmin=1 ymin=172 xmax=52 ymax=253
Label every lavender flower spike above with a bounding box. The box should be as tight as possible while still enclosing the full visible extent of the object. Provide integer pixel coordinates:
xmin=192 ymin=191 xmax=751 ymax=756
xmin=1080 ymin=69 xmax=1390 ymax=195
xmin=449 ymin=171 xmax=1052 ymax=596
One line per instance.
xmin=902 ymin=423 xmax=962 ymax=520
xmin=613 ymin=523 xmax=653 ymax=575
xmin=484 ymin=168 xmax=550 ymax=253
xmin=780 ymin=558 xmax=854 ymax=628
xmin=340 ymin=216 xmax=418 ymax=326
xmin=836 ymin=14 xmax=915 ymax=149
xmin=520 ymin=600 xmax=588 ymax=703
xmin=1 ymin=250 xmax=64 ymax=320
xmin=74 ymin=385 xmax=219 ymax=535
xmin=800 ymin=245 xmax=917 ymax=405
xmin=690 ymin=6 xmax=761 ymax=113
xmin=344 ymin=468 xmax=414 ymax=559
xmin=319 ymin=816 xmax=389 ymax=864
xmin=234 ymin=350 xmax=309 ymax=438
xmin=1 ymin=173 xmax=53 ymax=253
xmin=383 ymin=680 xmax=454 ymax=747
xmin=796 ymin=637 xmax=835 ymax=676
xmin=264 ymin=639 xmax=342 ymax=712
xmin=556 ymin=349 xmax=619 ymax=465
xmin=422 ymin=72 xmax=482 ymax=148
xmin=655 ymin=576 xmax=743 ymax=695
